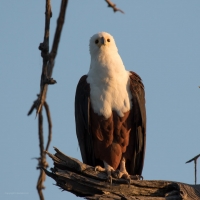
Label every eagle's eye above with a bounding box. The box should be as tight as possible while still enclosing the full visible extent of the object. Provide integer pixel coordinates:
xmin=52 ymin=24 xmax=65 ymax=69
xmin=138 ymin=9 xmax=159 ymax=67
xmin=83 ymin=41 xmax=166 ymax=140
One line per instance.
xmin=107 ymin=39 xmax=110 ymax=42
xmin=95 ymin=39 xmax=99 ymax=44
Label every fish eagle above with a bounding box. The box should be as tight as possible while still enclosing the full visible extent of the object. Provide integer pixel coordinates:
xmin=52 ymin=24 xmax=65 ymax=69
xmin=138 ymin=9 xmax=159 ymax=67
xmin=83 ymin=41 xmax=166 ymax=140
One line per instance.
xmin=75 ymin=32 xmax=146 ymax=181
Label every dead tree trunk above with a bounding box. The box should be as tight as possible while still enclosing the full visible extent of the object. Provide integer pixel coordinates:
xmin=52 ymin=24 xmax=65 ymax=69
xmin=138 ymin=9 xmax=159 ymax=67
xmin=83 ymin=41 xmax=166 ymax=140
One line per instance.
xmin=43 ymin=147 xmax=200 ymax=200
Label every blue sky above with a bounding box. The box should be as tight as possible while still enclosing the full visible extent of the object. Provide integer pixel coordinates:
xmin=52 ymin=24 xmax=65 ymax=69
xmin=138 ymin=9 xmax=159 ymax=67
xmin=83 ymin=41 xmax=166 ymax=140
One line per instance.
xmin=0 ymin=0 xmax=200 ymax=199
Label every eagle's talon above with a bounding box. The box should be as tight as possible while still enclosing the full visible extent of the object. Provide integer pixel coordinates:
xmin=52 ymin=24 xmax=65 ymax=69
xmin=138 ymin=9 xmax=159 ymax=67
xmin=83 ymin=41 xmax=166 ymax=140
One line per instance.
xmin=130 ymin=174 xmax=143 ymax=180
xmin=138 ymin=175 xmax=143 ymax=180
xmin=107 ymin=175 xmax=112 ymax=185
xmin=112 ymin=170 xmax=131 ymax=186
xmin=112 ymin=169 xmax=120 ymax=178
xmin=95 ymin=165 xmax=105 ymax=172
xmin=126 ymin=177 xmax=131 ymax=187
xmin=121 ymin=173 xmax=130 ymax=180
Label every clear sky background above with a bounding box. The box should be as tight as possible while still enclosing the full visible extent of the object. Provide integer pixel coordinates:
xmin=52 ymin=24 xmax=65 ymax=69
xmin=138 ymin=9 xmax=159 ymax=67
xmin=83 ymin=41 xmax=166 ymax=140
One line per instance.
xmin=0 ymin=1 xmax=200 ymax=200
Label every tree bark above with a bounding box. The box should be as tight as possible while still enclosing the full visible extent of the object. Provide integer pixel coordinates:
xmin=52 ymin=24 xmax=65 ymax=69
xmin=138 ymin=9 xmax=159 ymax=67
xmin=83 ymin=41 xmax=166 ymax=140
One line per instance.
xmin=43 ymin=147 xmax=200 ymax=200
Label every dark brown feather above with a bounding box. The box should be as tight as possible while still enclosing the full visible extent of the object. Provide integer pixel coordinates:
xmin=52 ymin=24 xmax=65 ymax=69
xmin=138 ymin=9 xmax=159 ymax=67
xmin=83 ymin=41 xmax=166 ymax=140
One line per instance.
xmin=75 ymin=75 xmax=95 ymax=166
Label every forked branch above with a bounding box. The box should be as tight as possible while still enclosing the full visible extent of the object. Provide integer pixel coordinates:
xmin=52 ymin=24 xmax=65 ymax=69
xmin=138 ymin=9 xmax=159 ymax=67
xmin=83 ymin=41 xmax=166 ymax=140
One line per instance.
xmin=28 ymin=1 xmax=68 ymax=200
xmin=28 ymin=0 xmax=68 ymax=116
xmin=186 ymin=154 xmax=200 ymax=185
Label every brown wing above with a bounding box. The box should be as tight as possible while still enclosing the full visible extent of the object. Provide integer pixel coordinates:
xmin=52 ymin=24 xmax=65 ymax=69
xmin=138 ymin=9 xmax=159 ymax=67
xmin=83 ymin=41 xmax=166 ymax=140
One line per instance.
xmin=124 ymin=71 xmax=146 ymax=176
xmin=75 ymin=75 xmax=101 ymax=167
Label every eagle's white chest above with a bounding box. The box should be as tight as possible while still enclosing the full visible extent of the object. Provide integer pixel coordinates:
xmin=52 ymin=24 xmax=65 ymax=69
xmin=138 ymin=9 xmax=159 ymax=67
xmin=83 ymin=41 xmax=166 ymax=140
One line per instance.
xmin=87 ymin=52 xmax=132 ymax=119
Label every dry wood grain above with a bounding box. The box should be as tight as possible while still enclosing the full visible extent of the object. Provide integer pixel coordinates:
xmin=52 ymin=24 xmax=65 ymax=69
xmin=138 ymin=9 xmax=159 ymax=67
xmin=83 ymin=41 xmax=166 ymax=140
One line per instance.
xmin=43 ymin=147 xmax=200 ymax=200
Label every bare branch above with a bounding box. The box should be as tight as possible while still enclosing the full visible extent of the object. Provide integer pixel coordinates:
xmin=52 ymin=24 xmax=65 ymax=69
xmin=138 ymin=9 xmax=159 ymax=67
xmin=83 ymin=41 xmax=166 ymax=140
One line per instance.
xmin=37 ymin=0 xmax=54 ymax=115
xmin=37 ymin=168 xmax=46 ymax=200
xmin=186 ymin=154 xmax=200 ymax=185
xmin=37 ymin=108 xmax=48 ymax=200
xmin=186 ymin=154 xmax=200 ymax=163
xmin=28 ymin=1 xmax=68 ymax=199
xmin=38 ymin=108 xmax=44 ymax=158
xmin=36 ymin=0 xmax=68 ymax=115
xmin=105 ymin=0 xmax=124 ymax=14
xmin=49 ymin=0 xmax=68 ymax=63
xmin=44 ymin=101 xmax=52 ymax=151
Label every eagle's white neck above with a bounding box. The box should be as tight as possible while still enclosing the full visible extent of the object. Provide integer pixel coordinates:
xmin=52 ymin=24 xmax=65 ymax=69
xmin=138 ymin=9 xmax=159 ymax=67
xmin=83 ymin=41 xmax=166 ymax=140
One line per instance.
xmin=87 ymin=50 xmax=132 ymax=119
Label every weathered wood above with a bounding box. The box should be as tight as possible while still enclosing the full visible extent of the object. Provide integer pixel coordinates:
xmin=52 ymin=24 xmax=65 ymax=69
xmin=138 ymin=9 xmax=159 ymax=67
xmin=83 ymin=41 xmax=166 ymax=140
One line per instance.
xmin=43 ymin=147 xmax=200 ymax=200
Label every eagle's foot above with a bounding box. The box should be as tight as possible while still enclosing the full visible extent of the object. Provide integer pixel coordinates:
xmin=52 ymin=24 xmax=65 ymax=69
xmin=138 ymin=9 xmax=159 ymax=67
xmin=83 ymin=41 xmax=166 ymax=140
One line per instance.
xmin=95 ymin=162 xmax=115 ymax=184
xmin=112 ymin=169 xmax=131 ymax=186
xmin=113 ymin=169 xmax=130 ymax=179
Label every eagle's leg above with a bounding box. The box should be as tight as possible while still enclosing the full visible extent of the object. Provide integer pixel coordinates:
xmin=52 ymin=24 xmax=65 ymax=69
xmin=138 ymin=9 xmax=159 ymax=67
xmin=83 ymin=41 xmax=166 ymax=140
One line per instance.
xmin=95 ymin=161 xmax=115 ymax=184
xmin=117 ymin=157 xmax=130 ymax=179
xmin=116 ymin=157 xmax=143 ymax=181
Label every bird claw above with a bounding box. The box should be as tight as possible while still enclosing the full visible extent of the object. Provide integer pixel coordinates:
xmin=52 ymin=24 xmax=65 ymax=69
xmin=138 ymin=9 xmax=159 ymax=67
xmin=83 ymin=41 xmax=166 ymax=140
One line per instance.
xmin=111 ymin=169 xmax=120 ymax=178
xmin=130 ymin=174 xmax=143 ymax=180
xmin=113 ymin=169 xmax=130 ymax=179
xmin=95 ymin=165 xmax=105 ymax=172
xmin=112 ymin=170 xmax=131 ymax=186
xmin=95 ymin=167 xmax=115 ymax=185
xmin=121 ymin=173 xmax=130 ymax=179
xmin=107 ymin=175 xmax=112 ymax=185
xmin=95 ymin=165 xmax=113 ymax=184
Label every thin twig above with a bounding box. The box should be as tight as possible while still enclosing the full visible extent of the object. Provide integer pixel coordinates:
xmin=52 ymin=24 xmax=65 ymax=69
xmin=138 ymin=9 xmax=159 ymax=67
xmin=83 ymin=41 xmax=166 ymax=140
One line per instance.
xmin=186 ymin=154 xmax=200 ymax=185
xmin=44 ymin=101 xmax=52 ymax=151
xmin=186 ymin=154 xmax=200 ymax=163
xmin=105 ymin=0 xmax=124 ymax=14
xmin=37 ymin=108 xmax=48 ymax=200
xmin=195 ymin=159 xmax=197 ymax=185
xmin=37 ymin=169 xmax=46 ymax=200
xmin=27 ymin=98 xmax=38 ymax=116
xmin=37 ymin=0 xmax=55 ymax=115
xmin=27 ymin=94 xmax=40 ymax=116
xmin=38 ymin=108 xmax=44 ymax=158
xmin=48 ymin=0 xmax=68 ymax=72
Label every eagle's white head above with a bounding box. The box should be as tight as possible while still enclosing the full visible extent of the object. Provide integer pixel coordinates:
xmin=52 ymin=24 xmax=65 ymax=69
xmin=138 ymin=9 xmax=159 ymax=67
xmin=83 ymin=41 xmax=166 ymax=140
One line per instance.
xmin=89 ymin=32 xmax=118 ymax=56
xmin=88 ymin=32 xmax=124 ymax=73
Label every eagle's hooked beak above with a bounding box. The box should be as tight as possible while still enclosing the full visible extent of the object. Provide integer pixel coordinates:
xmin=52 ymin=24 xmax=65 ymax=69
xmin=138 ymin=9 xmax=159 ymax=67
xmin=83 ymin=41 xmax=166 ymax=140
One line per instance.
xmin=100 ymin=37 xmax=106 ymax=46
